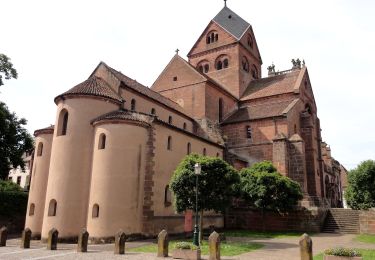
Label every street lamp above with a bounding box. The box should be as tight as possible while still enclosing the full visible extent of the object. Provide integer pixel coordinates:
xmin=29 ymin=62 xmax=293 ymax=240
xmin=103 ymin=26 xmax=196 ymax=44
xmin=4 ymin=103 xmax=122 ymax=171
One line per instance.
xmin=193 ymin=163 xmax=201 ymax=247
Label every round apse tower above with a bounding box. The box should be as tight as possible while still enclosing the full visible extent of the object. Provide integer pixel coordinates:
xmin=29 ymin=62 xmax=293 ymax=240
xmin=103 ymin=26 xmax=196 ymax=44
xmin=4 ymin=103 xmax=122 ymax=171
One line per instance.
xmin=25 ymin=126 xmax=54 ymax=238
xmin=86 ymin=110 xmax=151 ymax=239
xmin=41 ymin=76 xmax=123 ymax=240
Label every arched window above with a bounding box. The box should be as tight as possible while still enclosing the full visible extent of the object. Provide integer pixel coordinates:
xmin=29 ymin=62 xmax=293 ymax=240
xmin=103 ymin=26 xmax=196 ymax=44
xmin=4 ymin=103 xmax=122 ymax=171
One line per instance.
xmin=151 ymin=108 xmax=156 ymax=115
xmin=251 ymin=65 xmax=259 ymax=79
xmin=203 ymin=148 xmax=207 ymax=156
xmin=207 ymin=31 xmax=218 ymax=44
xmin=204 ymin=64 xmax=209 ymax=73
xmin=223 ymin=59 xmax=229 ymax=68
xmin=92 ymin=204 xmax=99 ymax=218
xmin=246 ymin=126 xmax=252 ymax=139
xmin=167 ymin=136 xmax=172 ymax=150
xmin=57 ymin=109 xmax=68 ymax=136
xmin=219 ymin=98 xmax=224 ymax=122
xmin=187 ymin=142 xmax=191 ymax=155
xmin=98 ymin=133 xmax=106 ymax=150
xmin=216 ymin=152 xmax=220 ymax=157
xmin=242 ymin=56 xmax=249 ymax=72
xmin=168 ymin=116 xmax=173 ymax=124
xmin=197 ymin=60 xmax=210 ymax=74
xmin=183 ymin=122 xmax=187 ymax=130
xmin=294 ymin=124 xmax=297 ymax=134
xmin=164 ymin=185 xmax=172 ymax=206
xmin=247 ymin=34 xmax=254 ymax=48
xmin=48 ymin=199 xmax=57 ymax=216
xmin=216 ymin=60 xmax=223 ymax=70
xmin=131 ymin=99 xmax=136 ymax=111
xmin=29 ymin=203 xmax=35 ymax=216
xmin=37 ymin=142 xmax=43 ymax=157
xmin=215 ymin=55 xmax=229 ymax=70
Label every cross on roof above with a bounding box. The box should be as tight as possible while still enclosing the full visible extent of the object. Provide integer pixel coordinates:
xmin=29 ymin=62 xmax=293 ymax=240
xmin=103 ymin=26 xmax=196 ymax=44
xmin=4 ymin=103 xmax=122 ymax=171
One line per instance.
xmin=224 ymin=0 xmax=227 ymax=7
xmin=175 ymin=48 xmax=179 ymax=54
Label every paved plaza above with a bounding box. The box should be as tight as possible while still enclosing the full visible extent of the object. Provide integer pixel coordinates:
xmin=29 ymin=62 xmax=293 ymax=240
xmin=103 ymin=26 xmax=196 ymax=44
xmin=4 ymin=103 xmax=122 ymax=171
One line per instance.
xmin=1 ymin=233 xmax=375 ymax=260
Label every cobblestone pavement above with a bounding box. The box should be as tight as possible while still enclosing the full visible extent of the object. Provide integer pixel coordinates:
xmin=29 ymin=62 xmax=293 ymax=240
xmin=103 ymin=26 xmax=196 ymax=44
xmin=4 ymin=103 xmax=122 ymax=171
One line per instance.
xmin=1 ymin=233 xmax=375 ymax=260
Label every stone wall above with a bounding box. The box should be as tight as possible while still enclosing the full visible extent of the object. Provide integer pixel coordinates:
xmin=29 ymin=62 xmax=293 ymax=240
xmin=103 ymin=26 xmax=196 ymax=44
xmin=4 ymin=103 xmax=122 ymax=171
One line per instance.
xmin=226 ymin=207 xmax=327 ymax=233
xmin=359 ymin=210 xmax=375 ymax=234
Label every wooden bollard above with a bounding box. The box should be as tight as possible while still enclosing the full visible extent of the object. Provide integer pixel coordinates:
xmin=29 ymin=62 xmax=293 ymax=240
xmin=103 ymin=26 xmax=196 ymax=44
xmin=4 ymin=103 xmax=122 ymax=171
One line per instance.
xmin=157 ymin=229 xmax=169 ymax=257
xmin=114 ymin=230 xmax=126 ymax=255
xmin=77 ymin=229 xmax=89 ymax=253
xmin=299 ymin=233 xmax=313 ymax=260
xmin=21 ymin=228 xmax=32 ymax=249
xmin=47 ymin=228 xmax=58 ymax=250
xmin=0 ymin=226 xmax=7 ymax=247
xmin=209 ymin=231 xmax=220 ymax=260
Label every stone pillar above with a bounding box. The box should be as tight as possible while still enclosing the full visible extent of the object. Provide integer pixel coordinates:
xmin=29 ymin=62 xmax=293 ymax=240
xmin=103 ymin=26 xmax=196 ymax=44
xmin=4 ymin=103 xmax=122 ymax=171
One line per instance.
xmin=47 ymin=228 xmax=58 ymax=250
xmin=208 ymin=231 xmax=220 ymax=260
xmin=21 ymin=228 xmax=32 ymax=249
xmin=299 ymin=233 xmax=312 ymax=260
xmin=114 ymin=230 xmax=126 ymax=255
xmin=0 ymin=227 xmax=7 ymax=247
xmin=157 ymin=229 xmax=169 ymax=257
xmin=77 ymin=229 xmax=89 ymax=253
xmin=272 ymin=133 xmax=289 ymax=175
xmin=289 ymin=134 xmax=307 ymax=193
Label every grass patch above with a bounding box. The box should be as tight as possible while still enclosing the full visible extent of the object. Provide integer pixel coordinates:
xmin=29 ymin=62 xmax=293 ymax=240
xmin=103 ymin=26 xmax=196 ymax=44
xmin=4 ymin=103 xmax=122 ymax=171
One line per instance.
xmin=224 ymin=230 xmax=304 ymax=239
xmin=355 ymin=234 xmax=375 ymax=244
xmin=129 ymin=240 xmax=263 ymax=256
xmin=314 ymin=249 xmax=375 ymax=260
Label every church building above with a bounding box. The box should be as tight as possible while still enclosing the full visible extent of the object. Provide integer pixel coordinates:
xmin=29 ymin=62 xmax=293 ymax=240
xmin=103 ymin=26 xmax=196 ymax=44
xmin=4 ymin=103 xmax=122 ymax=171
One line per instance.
xmin=25 ymin=4 xmax=345 ymax=241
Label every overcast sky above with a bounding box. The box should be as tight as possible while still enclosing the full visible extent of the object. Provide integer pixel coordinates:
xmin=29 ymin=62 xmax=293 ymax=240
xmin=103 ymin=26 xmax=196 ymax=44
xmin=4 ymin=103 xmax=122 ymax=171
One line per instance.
xmin=1 ymin=0 xmax=374 ymax=170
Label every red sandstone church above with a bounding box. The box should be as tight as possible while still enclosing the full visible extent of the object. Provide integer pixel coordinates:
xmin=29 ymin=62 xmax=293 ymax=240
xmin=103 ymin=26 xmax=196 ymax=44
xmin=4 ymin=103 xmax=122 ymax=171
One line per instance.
xmin=26 ymin=4 xmax=345 ymax=240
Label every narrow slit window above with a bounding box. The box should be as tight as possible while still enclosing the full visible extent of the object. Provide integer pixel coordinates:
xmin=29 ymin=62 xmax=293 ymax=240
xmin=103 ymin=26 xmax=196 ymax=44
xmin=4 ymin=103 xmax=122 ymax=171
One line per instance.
xmin=167 ymin=136 xmax=172 ymax=150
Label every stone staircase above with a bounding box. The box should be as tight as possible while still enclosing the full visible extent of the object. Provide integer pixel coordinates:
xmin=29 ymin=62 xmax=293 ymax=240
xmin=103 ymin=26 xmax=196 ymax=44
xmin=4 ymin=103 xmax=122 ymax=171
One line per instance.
xmin=322 ymin=208 xmax=360 ymax=234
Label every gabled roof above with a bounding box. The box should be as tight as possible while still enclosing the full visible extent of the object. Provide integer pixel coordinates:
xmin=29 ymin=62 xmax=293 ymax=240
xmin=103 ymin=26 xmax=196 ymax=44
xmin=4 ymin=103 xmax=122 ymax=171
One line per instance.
xmin=102 ymin=63 xmax=193 ymax=119
xmin=222 ymin=99 xmax=299 ymax=124
xmin=54 ymin=76 xmax=123 ymax=104
xmin=241 ymin=69 xmax=302 ymax=101
xmin=213 ymin=6 xmax=250 ymax=40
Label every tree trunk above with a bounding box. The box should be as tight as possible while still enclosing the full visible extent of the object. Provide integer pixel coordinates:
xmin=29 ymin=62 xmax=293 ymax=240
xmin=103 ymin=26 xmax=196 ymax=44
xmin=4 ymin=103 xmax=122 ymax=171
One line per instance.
xmin=199 ymin=209 xmax=203 ymax=245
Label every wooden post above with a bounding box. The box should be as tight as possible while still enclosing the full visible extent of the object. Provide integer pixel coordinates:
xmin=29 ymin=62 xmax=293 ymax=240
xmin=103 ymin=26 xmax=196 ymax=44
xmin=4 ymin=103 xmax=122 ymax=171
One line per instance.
xmin=208 ymin=231 xmax=220 ymax=260
xmin=47 ymin=228 xmax=58 ymax=250
xmin=21 ymin=228 xmax=32 ymax=249
xmin=157 ymin=229 xmax=169 ymax=257
xmin=0 ymin=226 xmax=7 ymax=247
xmin=77 ymin=229 xmax=89 ymax=252
xmin=114 ymin=230 xmax=126 ymax=255
xmin=299 ymin=233 xmax=313 ymax=260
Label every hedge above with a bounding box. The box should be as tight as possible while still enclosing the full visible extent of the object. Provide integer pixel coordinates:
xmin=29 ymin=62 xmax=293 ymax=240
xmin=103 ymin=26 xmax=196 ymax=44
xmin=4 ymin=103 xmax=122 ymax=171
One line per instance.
xmin=0 ymin=191 xmax=28 ymax=217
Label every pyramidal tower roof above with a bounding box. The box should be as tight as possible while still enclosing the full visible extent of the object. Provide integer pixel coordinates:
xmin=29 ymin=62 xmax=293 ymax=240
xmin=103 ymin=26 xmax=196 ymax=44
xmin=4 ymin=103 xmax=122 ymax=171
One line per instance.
xmin=212 ymin=6 xmax=250 ymax=40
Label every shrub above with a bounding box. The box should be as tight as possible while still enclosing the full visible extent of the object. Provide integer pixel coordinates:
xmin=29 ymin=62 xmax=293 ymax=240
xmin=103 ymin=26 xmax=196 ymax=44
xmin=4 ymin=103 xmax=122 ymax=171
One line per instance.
xmin=324 ymin=247 xmax=362 ymax=257
xmin=0 ymin=191 xmax=28 ymax=216
xmin=174 ymin=242 xmax=198 ymax=250
xmin=0 ymin=180 xmax=22 ymax=192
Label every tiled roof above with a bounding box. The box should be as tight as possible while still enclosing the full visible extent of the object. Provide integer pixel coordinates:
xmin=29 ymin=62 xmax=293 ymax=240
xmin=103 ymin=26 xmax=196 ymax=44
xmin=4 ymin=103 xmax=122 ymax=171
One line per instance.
xmin=34 ymin=125 xmax=54 ymax=136
xmin=54 ymin=76 xmax=123 ymax=104
xmin=241 ymin=70 xmax=301 ymax=101
xmin=222 ymin=99 xmax=299 ymax=124
xmin=91 ymin=109 xmax=152 ymax=125
xmin=104 ymin=64 xmax=192 ymax=118
xmin=213 ymin=7 xmax=250 ymax=40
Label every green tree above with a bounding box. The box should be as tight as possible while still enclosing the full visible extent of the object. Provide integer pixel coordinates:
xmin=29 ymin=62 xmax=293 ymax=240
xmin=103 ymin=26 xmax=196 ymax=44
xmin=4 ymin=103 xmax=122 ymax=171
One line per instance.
xmin=239 ymin=161 xmax=303 ymax=230
xmin=0 ymin=102 xmax=34 ymax=179
xmin=0 ymin=179 xmax=22 ymax=192
xmin=0 ymin=54 xmax=18 ymax=86
xmin=345 ymin=160 xmax=375 ymax=210
xmin=170 ymin=154 xmax=239 ymax=238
